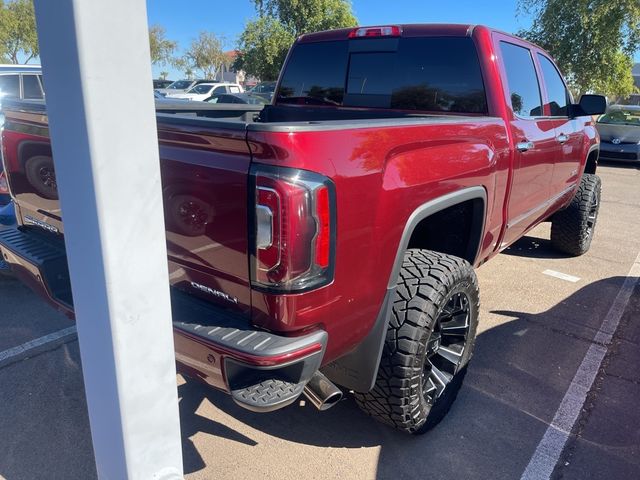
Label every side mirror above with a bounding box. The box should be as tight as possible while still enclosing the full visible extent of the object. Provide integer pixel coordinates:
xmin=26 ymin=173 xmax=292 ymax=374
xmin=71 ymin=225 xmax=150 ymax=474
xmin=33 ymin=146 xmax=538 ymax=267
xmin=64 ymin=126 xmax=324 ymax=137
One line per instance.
xmin=571 ymin=94 xmax=607 ymax=117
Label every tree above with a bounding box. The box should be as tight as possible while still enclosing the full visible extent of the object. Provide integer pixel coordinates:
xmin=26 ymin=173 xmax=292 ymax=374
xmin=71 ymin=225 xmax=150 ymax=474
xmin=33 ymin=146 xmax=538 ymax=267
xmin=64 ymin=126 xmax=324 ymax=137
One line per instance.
xmin=159 ymin=71 xmax=169 ymax=80
xmin=236 ymin=0 xmax=357 ymax=80
xmin=148 ymin=24 xmax=177 ymax=67
xmin=0 ymin=0 xmax=38 ymax=64
xmin=183 ymin=32 xmax=226 ymax=79
xmin=235 ymin=17 xmax=294 ymax=80
xmin=518 ymin=0 xmax=640 ymax=99
xmin=254 ymin=0 xmax=357 ymax=36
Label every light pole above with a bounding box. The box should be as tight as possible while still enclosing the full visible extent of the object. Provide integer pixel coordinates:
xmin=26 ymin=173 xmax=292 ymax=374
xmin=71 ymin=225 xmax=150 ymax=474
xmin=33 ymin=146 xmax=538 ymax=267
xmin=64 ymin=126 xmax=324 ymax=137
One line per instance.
xmin=32 ymin=1 xmax=184 ymax=478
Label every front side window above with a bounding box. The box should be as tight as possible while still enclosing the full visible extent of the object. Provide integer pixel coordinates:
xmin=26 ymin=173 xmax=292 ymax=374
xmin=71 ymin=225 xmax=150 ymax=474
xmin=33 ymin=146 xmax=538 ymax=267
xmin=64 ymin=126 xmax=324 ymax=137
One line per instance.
xmin=0 ymin=74 xmax=20 ymax=98
xmin=499 ymin=41 xmax=543 ymax=117
xmin=537 ymin=54 xmax=569 ymax=116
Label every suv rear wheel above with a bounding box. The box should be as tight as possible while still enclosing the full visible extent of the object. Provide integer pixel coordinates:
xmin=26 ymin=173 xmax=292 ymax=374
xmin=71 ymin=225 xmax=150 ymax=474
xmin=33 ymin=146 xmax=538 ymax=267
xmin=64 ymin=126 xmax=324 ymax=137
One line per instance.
xmin=354 ymin=249 xmax=479 ymax=434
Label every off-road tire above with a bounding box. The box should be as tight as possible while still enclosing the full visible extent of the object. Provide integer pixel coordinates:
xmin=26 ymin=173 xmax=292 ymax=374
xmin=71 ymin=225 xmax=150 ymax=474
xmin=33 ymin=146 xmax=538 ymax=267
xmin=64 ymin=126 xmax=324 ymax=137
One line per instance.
xmin=354 ymin=249 xmax=479 ymax=434
xmin=550 ymin=174 xmax=601 ymax=256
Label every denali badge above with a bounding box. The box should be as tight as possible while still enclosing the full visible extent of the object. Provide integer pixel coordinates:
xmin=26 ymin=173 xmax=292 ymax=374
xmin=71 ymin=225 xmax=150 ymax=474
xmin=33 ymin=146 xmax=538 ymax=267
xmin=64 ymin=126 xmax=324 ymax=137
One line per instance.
xmin=612 ymin=138 xmax=621 ymax=145
xmin=190 ymin=281 xmax=238 ymax=304
xmin=24 ymin=215 xmax=59 ymax=234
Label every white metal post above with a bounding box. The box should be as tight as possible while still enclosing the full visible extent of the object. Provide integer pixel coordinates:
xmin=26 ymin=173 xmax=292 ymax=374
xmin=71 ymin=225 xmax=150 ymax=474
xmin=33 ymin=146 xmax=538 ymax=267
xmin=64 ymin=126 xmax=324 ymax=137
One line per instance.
xmin=32 ymin=1 xmax=183 ymax=478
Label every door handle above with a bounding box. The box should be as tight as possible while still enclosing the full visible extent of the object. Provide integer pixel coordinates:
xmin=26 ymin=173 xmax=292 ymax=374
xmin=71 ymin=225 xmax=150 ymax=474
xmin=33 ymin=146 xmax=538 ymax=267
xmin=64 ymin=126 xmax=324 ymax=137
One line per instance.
xmin=516 ymin=141 xmax=534 ymax=152
xmin=557 ymin=134 xmax=569 ymax=144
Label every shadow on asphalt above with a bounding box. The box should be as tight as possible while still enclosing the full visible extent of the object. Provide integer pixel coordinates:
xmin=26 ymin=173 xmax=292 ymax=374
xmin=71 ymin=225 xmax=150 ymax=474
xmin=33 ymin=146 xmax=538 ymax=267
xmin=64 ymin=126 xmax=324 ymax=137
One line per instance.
xmin=0 ymin=276 xmax=630 ymax=479
xmin=503 ymin=234 xmax=568 ymax=260
xmin=178 ymin=276 xmax=629 ymax=479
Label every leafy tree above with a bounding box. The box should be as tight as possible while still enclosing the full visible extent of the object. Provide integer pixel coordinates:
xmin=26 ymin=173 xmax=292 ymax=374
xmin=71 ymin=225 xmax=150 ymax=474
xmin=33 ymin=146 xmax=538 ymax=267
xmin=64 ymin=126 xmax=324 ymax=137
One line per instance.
xmin=159 ymin=71 xmax=169 ymax=80
xmin=148 ymin=24 xmax=177 ymax=67
xmin=183 ymin=32 xmax=227 ymax=79
xmin=253 ymin=0 xmax=357 ymax=36
xmin=236 ymin=0 xmax=357 ymax=80
xmin=0 ymin=0 xmax=38 ymax=64
xmin=235 ymin=17 xmax=294 ymax=81
xmin=518 ymin=0 xmax=640 ymax=99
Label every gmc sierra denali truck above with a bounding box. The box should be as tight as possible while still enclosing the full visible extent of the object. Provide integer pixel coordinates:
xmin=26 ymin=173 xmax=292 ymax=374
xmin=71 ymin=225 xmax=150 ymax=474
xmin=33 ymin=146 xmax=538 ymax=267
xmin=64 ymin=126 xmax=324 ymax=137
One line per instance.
xmin=0 ymin=24 xmax=606 ymax=434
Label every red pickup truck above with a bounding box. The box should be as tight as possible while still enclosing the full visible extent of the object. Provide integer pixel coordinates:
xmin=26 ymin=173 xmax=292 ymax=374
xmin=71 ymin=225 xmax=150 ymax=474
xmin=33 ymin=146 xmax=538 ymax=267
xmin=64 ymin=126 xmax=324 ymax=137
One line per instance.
xmin=0 ymin=24 xmax=606 ymax=434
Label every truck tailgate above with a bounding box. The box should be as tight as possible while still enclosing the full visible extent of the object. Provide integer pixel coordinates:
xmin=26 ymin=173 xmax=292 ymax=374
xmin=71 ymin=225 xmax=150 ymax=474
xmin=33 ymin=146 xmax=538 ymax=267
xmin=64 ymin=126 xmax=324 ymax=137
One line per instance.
xmin=1 ymin=110 xmax=254 ymax=317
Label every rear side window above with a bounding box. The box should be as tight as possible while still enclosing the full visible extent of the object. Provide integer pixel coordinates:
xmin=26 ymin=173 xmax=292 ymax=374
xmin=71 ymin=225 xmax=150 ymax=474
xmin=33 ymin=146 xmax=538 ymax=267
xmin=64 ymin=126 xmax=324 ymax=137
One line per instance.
xmin=22 ymin=74 xmax=44 ymax=99
xmin=537 ymin=54 xmax=570 ymax=116
xmin=278 ymin=37 xmax=488 ymax=113
xmin=0 ymin=74 xmax=20 ymax=98
xmin=499 ymin=42 xmax=543 ymax=117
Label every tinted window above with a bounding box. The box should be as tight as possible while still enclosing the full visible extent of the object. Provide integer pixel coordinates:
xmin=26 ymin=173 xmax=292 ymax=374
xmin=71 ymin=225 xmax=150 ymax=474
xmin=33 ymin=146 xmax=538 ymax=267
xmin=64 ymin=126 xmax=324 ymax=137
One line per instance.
xmin=22 ymin=74 xmax=43 ymax=99
xmin=500 ymin=42 xmax=543 ymax=117
xmin=537 ymin=54 xmax=569 ymax=116
xmin=0 ymin=74 xmax=20 ymax=98
xmin=278 ymin=37 xmax=487 ymax=113
xmin=213 ymin=86 xmax=227 ymax=94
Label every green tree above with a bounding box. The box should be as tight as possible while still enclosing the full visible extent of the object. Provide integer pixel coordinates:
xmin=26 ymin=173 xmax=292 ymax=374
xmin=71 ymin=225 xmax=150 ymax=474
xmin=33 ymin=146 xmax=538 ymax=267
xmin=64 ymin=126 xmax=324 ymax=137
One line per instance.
xmin=184 ymin=32 xmax=227 ymax=79
xmin=159 ymin=71 xmax=169 ymax=80
xmin=0 ymin=0 xmax=38 ymax=64
xmin=518 ymin=0 xmax=640 ymax=99
xmin=235 ymin=17 xmax=294 ymax=81
xmin=236 ymin=0 xmax=357 ymax=80
xmin=148 ymin=24 xmax=178 ymax=67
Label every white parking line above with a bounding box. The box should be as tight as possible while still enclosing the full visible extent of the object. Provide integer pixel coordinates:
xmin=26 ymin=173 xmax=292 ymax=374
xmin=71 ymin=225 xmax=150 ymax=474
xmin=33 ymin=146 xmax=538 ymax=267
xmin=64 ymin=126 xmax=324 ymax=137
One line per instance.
xmin=521 ymin=251 xmax=640 ymax=480
xmin=0 ymin=326 xmax=77 ymax=367
xmin=542 ymin=269 xmax=581 ymax=283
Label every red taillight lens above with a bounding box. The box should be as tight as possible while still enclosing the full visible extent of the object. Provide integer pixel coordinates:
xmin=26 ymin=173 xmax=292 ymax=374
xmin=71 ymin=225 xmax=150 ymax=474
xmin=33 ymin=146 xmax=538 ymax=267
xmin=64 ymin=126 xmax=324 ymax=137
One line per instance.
xmin=0 ymin=171 xmax=8 ymax=195
xmin=251 ymin=165 xmax=335 ymax=292
xmin=348 ymin=25 xmax=402 ymax=38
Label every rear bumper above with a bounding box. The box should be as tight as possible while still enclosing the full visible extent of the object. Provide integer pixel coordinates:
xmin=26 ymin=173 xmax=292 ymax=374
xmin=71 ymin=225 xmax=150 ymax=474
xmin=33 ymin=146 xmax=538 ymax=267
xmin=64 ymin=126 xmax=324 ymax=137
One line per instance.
xmin=0 ymin=225 xmax=327 ymax=412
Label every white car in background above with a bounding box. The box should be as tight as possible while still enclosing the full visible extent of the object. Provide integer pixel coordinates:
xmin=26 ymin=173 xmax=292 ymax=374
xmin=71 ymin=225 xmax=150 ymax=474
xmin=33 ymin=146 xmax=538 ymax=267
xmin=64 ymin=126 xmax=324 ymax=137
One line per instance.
xmin=166 ymin=82 xmax=244 ymax=101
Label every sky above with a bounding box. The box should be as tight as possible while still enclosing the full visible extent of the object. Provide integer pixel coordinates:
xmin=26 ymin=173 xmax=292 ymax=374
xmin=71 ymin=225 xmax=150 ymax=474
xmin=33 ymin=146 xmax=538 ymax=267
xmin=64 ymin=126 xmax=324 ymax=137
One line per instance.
xmin=145 ymin=0 xmax=537 ymax=79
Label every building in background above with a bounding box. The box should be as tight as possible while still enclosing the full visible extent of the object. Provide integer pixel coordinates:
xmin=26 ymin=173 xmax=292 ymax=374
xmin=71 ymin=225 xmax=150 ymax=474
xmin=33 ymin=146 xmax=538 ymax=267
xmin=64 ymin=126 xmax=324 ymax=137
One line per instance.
xmin=625 ymin=63 xmax=640 ymax=105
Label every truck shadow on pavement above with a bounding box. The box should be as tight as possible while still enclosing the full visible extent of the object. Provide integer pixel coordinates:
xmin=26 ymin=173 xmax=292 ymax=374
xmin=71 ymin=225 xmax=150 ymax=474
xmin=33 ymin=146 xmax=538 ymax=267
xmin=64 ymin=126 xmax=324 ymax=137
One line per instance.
xmin=179 ymin=276 xmax=631 ymax=479
xmin=502 ymin=234 xmax=568 ymax=259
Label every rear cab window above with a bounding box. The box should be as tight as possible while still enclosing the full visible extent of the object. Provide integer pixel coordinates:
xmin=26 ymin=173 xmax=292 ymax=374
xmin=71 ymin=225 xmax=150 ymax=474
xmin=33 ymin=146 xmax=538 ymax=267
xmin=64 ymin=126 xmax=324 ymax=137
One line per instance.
xmin=277 ymin=36 xmax=488 ymax=114
xmin=22 ymin=74 xmax=44 ymax=99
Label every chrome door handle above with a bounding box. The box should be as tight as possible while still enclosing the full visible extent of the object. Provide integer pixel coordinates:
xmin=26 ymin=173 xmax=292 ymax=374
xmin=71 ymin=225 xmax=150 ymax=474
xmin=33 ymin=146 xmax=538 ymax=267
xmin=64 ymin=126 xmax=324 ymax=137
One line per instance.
xmin=557 ymin=134 xmax=569 ymax=144
xmin=516 ymin=141 xmax=534 ymax=152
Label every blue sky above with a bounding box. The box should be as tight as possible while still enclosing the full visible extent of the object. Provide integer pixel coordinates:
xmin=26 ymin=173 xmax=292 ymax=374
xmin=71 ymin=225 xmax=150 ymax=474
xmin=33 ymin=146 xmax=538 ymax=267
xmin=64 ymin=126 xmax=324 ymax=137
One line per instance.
xmin=146 ymin=0 xmax=537 ymax=79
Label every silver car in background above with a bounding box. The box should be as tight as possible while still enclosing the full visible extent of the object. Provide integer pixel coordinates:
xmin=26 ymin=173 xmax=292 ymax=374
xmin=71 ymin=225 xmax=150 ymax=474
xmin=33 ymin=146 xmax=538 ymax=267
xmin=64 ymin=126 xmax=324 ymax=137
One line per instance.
xmin=596 ymin=105 xmax=640 ymax=163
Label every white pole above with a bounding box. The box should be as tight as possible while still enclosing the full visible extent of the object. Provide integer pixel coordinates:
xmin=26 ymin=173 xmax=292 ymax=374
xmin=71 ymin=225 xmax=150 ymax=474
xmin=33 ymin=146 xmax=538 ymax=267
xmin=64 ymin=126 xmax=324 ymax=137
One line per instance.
xmin=32 ymin=1 xmax=183 ymax=478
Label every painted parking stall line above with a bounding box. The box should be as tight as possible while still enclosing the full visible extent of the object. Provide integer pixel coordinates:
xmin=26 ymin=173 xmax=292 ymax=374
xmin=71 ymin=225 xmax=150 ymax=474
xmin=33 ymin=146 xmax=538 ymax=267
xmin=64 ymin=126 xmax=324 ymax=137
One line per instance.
xmin=0 ymin=326 xmax=77 ymax=368
xmin=542 ymin=269 xmax=581 ymax=283
xmin=521 ymin=251 xmax=640 ymax=480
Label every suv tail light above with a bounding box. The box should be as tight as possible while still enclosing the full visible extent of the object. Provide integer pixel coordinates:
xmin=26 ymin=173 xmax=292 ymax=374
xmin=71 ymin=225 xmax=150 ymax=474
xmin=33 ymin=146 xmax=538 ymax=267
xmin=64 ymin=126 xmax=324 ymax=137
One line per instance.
xmin=250 ymin=165 xmax=336 ymax=292
xmin=0 ymin=171 xmax=8 ymax=195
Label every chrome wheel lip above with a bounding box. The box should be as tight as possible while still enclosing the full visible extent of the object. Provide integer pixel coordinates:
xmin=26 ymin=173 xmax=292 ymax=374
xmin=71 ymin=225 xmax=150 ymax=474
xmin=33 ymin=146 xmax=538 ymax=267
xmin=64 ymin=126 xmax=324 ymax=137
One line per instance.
xmin=422 ymin=291 xmax=471 ymax=404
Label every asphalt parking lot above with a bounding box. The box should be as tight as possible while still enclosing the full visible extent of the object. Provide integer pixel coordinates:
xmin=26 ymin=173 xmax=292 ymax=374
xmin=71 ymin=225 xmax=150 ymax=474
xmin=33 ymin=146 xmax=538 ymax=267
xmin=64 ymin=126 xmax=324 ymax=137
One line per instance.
xmin=1 ymin=163 xmax=639 ymax=480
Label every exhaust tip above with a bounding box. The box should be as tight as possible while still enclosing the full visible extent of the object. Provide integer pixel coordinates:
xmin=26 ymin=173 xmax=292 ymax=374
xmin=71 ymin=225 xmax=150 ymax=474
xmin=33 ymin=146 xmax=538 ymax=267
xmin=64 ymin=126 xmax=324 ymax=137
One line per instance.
xmin=303 ymin=371 xmax=343 ymax=411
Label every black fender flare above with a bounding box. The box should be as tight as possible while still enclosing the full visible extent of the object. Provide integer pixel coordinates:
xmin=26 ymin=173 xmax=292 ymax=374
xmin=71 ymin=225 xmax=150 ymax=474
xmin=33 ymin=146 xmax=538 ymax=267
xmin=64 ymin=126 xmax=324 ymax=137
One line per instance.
xmin=322 ymin=186 xmax=487 ymax=392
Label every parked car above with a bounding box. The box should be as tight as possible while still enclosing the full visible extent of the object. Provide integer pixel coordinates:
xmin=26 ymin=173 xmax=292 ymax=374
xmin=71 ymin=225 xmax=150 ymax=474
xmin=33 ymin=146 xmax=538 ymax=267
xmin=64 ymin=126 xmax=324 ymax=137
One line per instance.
xmin=596 ymin=105 xmax=640 ymax=163
xmin=205 ymin=93 xmax=269 ymax=105
xmin=155 ymin=79 xmax=216 ymax=97
xmin=247 ymin=81 xmax=276 ymax=101
xmin=153 ymin=79 xmax=174 ymax=90
xmin=166 ymin=82 xmax=244 ymax=101
xmin=0 ymin=24 xmax=606 ymax=435
xmin=0 ymin=64 xmax=44 ymax=101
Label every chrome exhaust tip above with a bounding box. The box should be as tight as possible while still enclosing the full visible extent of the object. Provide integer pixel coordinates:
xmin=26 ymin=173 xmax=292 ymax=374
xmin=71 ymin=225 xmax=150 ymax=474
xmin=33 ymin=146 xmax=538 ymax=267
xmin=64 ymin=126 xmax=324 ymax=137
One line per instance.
xmin=303 ymin=371 xmax=343 ymax=411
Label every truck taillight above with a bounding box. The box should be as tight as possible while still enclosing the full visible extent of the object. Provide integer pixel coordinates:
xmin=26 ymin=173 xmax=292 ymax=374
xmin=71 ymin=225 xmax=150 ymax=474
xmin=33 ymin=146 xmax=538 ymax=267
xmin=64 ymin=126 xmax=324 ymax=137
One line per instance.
xmin=251 ymin=165 xmax=336 ymax=292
